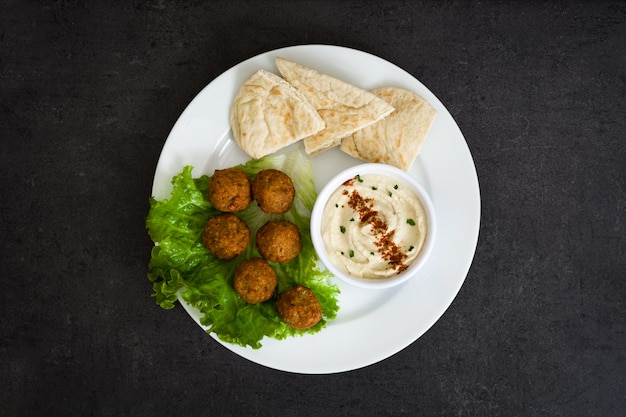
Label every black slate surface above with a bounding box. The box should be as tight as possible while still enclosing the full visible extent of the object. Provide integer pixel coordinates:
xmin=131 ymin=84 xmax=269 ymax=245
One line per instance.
xmin=1 ymin=1 xmax=625 ymax=416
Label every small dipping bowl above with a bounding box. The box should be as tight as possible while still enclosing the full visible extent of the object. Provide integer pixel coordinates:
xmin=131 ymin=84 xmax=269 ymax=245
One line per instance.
xmin=310 ymin=163 xmax=436 ymax=289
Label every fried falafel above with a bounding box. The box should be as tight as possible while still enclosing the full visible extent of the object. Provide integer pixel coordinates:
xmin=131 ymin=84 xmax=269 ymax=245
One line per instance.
xmin=275 ymin=285 xmax=323 ymax=330
xmin=208 ymin=167 xmax=252 ymax=212
xmin=256 ymin=219 xmax=302 ymax=263
xmin=202 ymin=213 xmax=250 ymax=260
xmin=233 ymin=258 xmax=278 ymax=304
xmin=251 ymin=169 xmax=295 ymax=214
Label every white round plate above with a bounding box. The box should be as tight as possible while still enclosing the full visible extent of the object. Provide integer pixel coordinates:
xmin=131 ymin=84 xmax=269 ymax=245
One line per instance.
xmin=151 ymin=44 xmax=480 ymax=374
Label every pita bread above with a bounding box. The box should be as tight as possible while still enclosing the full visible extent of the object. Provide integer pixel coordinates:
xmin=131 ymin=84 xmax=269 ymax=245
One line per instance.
xmin=275 ymin=57 xmax=395 ymax=156
xmin=230 ymin=69 xmax=325 ymax=159
xmin=341 ymin=87 xmax=437 ymax=171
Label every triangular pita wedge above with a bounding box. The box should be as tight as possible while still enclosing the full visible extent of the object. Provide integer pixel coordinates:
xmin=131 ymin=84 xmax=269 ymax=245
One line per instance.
xmin=275 ymin=57 xmax=395 ymax=156
xmin=230 ymin=69 xmax=325 ymax=159
xmin=341 ymin=87 xmax=437 ymax=171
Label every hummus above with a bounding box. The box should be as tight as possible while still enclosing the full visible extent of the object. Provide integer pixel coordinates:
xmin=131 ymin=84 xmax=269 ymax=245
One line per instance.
xmin=321 ymin=173 xmax=428 ymax=279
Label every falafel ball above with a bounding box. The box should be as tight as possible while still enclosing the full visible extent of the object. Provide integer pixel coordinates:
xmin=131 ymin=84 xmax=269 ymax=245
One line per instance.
xmin=233 ymin=258 xmax=278 ymax=304
xmin=208 ymin=168 xmax=251 ymax=212
xmin=256 ymin=220 xmax=302 ymax=263
xmin=202 ymin=213 xmax=250 ymax=260
xmin=275 ymin=285 xmax=323 ymax=330
xmin=251 ymin=169 xmax=295 ymax=214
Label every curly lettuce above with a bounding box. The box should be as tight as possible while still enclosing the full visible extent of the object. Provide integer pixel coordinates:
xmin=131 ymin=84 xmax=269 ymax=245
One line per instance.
xmin=146 ymin=149 xmax=339 ymax=349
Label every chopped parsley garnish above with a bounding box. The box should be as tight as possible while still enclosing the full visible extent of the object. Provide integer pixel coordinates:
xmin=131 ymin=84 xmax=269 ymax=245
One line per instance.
xmin=372 ymin=186 xmax=377 ymax=190
xmin=335 ymin=203 xmax=339 ymax=208
xmin=407 ymin=218 xmax=416 ymax=226
xmin=350 ymin=217 xmax=355 ymax=222
xmin=349 ymin=250 xmax=354 ymax=258
xmin=408 ymin=245 xmax=415 ymax=252
xmin=394 ymin=184 xmax=398 ymax=189
xmin=388 ymin=191 xmax=393 ymax=197
xmin=340 ymin=225 xmax=346 ymax=234
xmin=356 ymin=174 xmax=363 ymax=183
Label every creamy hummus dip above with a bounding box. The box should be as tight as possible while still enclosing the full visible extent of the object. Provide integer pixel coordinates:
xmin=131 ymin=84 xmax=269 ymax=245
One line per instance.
xmin=321 ymin=173 xmax=428 ymax=279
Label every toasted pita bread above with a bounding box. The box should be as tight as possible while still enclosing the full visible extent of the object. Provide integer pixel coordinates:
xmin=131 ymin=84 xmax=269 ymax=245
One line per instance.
xmin=230 ymin=69 xmax=325 ymax=159
xmin=341 ymin=87 xmax=437 ymax=171
xmin=275 ymin=57 xmax=394 ymax=156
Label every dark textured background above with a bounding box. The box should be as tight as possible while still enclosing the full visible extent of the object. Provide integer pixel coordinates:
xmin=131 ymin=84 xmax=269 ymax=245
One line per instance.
xmin=1 ymin=1 xmax=625 ymax=416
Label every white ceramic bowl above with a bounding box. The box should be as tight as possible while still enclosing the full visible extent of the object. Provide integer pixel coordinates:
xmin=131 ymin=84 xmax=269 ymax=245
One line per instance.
xmin=310 ymin=163 xmax=436 ymax=289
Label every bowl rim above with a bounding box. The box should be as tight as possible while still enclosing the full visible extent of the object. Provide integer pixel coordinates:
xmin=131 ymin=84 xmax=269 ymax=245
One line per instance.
xmin=310 ymin=163 xmax=437 ymax=289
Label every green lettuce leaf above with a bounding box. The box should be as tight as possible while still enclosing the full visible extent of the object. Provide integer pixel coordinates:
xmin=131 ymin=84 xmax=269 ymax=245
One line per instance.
xmin=146 ymin=149 xmax=339 ymax=349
